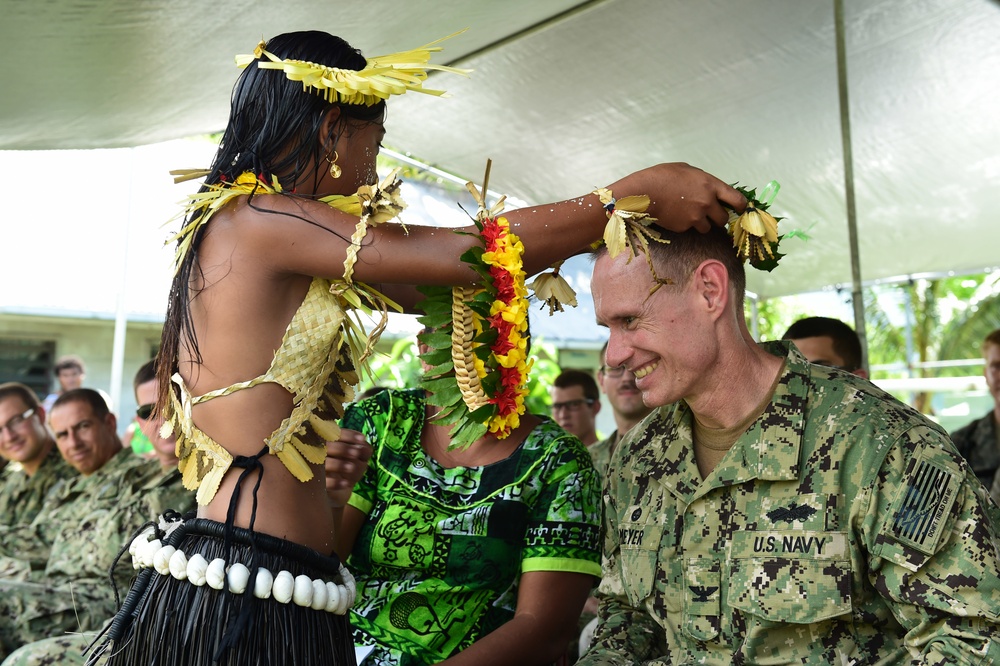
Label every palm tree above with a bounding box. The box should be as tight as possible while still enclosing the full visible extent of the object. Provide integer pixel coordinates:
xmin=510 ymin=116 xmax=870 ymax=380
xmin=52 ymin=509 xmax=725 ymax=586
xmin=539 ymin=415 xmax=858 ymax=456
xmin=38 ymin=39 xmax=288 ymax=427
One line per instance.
xmin=864 ymin=273 xmax=1000 ymax=414
xmin=938 ymin=273 xmax=1000 ymax=363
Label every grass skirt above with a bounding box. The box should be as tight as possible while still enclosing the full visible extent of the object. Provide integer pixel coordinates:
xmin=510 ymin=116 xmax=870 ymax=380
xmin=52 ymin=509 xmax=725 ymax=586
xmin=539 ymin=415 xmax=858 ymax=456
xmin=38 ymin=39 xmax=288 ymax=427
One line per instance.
xmin=89 ymin=518 xmax=356 ymax=666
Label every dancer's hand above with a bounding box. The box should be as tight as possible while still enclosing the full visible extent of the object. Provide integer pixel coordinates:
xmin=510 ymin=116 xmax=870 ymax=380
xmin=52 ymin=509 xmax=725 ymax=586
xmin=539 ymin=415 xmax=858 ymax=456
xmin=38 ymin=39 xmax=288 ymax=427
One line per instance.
xmin=325 ymin=428 xmax=372 ymax=508
xmin=610 ymin=162 xmax=746 ymax=233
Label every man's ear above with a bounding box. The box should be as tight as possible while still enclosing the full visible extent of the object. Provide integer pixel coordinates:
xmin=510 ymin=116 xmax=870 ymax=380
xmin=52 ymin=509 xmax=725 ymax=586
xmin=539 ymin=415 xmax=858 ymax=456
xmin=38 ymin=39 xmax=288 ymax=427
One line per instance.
xmin=318 ymin=107 xmax=343 ymax=151
xmin=693 ymin=259 xmax=729 ymax=318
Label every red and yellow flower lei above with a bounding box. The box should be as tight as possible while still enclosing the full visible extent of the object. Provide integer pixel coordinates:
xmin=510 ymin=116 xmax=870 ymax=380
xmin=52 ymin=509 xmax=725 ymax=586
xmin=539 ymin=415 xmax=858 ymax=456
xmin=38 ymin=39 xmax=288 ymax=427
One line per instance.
xmin=476 ymin=215 xmax=531 ymax=435
xmin=417 ymin=164 xmax=532 ymax=449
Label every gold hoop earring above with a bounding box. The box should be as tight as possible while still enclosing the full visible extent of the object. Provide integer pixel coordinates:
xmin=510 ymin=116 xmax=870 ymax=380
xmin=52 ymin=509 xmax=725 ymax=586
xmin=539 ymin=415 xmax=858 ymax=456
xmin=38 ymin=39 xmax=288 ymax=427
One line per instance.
xmin=327 ymin=151 xmax=342 ymax=179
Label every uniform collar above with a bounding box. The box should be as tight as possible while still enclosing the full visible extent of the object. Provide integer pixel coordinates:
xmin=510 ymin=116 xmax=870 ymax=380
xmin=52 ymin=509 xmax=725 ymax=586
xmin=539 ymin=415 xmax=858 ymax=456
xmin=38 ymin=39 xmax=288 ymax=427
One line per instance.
xmin=738 ymin=340 xmax=812 ymax=482
xmin=624 ymin=341 xmax=813 ymax=501
xmin=71 ymin=446 xmax=134 ymax=486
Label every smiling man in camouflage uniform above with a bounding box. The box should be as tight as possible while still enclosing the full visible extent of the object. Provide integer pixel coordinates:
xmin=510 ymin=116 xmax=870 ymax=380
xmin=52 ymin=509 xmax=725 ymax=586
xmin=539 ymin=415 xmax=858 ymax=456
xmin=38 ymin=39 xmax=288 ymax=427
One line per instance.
xmin=578 ymin=227 xmax=1000 ymax=664
xmin=0 ymin=384 xmax=74 ymax=530
xmin=0 ymin=388 xmax=192 ymax=661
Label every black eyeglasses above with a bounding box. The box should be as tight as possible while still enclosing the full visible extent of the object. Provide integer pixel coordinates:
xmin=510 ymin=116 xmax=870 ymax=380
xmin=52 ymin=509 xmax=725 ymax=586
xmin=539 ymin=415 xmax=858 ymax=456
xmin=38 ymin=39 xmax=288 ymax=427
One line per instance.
xmin=552 ymin=398 xmax=595 ymax=413
xmin=136 ymin=404 xmax=155 ymax=420
xmin=600 ymin=365 xmax=629 ymax=378
xmin=1 ymin=407 xmax=34 ymax=434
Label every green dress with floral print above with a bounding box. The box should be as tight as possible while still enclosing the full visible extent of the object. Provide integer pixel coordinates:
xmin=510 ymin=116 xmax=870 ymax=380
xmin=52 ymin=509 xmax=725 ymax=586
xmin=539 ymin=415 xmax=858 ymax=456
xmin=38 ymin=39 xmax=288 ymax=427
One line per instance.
xmin=343 ymin=388 xmax=601 ymax=666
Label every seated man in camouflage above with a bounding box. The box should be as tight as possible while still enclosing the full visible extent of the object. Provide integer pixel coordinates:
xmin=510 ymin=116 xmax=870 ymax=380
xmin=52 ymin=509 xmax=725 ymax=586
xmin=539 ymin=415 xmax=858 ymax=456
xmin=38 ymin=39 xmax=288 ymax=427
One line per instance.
xmin=0 ymin=383 xmax=74 ymax=530
xmin=0 ymin=388 xmax=191 ymax=660
xmin=579 ymin=226 xmax=1000 ymax=664
xmin=127 ymin=360 xmax=188 ymax=516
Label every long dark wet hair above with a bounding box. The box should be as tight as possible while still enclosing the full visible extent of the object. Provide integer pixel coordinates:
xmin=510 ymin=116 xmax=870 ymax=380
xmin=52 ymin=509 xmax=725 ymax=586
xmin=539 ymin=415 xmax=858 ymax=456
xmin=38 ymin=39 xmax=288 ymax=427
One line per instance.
xmin=157 ymin=31 xmax=386 ymax=414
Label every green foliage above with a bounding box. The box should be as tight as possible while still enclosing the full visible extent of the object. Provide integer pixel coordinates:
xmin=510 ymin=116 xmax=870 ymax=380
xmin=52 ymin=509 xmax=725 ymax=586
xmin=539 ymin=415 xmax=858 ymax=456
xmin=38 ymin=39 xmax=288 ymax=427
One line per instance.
xmin=938 ymin=274 xmax=1000 ymax=362
xmin=862 ymin=287 xmax=905 ymax=371
xmin=524 ymin=337 xmax=561 ymax=415
xmin=750 ymin=271 xmax=1000 ymax=415
xmin=745 ymin=297 xmax=799 ymax=342
xmin=863 ymin=275 xmax=995 ymax=377
xmin=356 ymin=333 xmax=564 ymax=419
xmin=357 ymin=336 xmax=424 ymax=395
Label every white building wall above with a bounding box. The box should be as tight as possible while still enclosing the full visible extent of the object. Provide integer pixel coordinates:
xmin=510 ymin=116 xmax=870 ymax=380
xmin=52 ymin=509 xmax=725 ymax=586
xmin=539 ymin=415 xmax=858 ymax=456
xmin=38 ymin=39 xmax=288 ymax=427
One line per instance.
xmin=0 ymin=314 xmax=162 ymax=435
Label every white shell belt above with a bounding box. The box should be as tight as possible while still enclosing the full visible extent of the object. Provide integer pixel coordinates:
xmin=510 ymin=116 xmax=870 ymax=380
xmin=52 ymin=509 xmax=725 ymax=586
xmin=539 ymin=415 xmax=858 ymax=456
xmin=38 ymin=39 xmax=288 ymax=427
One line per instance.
xmin=127 ymin=528 xmax=356 ymax=615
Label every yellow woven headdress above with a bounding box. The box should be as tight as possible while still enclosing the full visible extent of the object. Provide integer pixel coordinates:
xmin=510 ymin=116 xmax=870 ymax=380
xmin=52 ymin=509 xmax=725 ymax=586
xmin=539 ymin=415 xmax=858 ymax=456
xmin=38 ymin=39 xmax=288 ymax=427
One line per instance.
xmin=235 ymin=31 xmax=471 ymax=106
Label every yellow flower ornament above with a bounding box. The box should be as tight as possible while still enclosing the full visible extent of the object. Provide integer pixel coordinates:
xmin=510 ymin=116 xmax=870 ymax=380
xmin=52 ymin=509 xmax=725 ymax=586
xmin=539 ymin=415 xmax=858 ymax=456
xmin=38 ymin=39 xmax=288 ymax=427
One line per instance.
xmin=728 ymin=181 xmax=785 ymax=271
xmin=527 ymin=260 xmax=578 ymax=315
xmin=593 ymin=188 xmax=660 ymax=260
xmin=236 ymin=32 xmax=472 ymax=107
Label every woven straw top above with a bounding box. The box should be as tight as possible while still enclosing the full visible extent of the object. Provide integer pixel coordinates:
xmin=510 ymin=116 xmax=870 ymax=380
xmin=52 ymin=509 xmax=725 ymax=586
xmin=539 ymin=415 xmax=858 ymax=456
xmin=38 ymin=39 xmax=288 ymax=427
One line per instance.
xmin=165 ymin=277 xmax=360 ymax=505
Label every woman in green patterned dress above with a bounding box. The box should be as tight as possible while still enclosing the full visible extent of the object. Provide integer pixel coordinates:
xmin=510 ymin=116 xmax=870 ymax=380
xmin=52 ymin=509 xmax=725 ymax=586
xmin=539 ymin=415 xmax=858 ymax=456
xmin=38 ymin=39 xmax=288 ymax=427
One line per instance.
xmin=337 ymin=383 xmax=600 ymax=666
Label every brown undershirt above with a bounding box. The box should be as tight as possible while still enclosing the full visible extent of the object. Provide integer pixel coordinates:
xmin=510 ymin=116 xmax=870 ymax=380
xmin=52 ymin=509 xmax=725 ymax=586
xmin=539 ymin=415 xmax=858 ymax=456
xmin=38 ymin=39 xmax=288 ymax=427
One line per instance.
xmin=693 ymin=362 xmax=785 ymax=479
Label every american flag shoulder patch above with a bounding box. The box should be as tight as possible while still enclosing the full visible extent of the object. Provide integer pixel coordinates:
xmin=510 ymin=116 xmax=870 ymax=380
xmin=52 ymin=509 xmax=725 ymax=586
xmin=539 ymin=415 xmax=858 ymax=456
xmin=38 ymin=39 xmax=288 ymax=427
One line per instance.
xmin=886 ymin=453 xmax=960 ymax=555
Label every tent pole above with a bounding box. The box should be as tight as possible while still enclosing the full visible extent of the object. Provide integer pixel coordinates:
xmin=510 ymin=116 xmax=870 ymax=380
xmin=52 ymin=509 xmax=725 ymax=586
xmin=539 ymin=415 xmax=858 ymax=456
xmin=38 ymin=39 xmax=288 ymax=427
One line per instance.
xmin=109 ymin=147 xmax=134 ymax=418
xmin=834 ymin=0 xmax=869 ymax=371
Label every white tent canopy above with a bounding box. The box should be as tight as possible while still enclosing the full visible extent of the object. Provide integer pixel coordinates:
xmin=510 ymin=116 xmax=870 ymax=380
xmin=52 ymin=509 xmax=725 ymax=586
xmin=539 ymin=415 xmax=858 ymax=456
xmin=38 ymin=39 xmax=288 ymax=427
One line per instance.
xmin=2 ymin=0 xmax=998 ymax=299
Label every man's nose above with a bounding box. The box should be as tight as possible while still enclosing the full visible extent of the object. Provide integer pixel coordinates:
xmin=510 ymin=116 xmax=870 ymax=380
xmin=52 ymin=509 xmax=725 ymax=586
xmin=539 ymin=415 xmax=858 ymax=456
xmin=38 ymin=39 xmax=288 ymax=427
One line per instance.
xmin=604 ymin=337 xmax=629 ymax=369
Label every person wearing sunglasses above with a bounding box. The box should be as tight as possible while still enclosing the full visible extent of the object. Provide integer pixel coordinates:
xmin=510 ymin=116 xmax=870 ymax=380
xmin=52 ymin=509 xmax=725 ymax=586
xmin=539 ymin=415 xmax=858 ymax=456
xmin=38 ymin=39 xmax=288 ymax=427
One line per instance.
xmin=122 ymin=407 xmax=155 ymax=459
xmin=0 ymin=383 xmax=74 ymax=528
xmin=129 ymin=360 xmax=190 ymax=519
xmin=130 ymin=360 xmax=178 ymax=470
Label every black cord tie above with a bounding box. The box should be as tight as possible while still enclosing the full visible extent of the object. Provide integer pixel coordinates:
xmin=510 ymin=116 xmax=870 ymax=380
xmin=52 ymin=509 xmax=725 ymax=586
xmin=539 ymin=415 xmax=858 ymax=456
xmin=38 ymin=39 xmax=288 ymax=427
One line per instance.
xmin=213 ymin=445 xmax=269 ymax=663
xmin=223 ymin=446 xmax=268 ymax=544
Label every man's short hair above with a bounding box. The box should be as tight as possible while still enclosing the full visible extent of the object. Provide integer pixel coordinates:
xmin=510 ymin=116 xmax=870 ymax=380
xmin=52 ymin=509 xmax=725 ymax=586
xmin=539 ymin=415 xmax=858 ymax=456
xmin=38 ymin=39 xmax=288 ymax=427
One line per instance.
xmin=593 ymin=226 xmax=747 ymax=305
xmin=782 ymin=317 xmax=863 ymax=371
xmin=553 ymin=369 xmax=600 ymax=402
xmin=982 ymin=329 xmax=1000 ymax=355
xmin=0 ymin=382 xmax=41 ymax=411
xmin=54 ymin=355 xmax=85 ymax=375
xmin=52 ymin=388 xmax=110 ymax=418
xmin=133 ymin=359 xmax=157 ymax=394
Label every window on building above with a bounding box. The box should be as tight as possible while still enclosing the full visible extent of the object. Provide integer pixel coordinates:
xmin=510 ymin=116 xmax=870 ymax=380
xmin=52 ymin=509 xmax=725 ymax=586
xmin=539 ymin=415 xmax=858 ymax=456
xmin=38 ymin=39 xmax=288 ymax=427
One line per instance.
xmin=0 ymin=338 xmax=55 ymax=399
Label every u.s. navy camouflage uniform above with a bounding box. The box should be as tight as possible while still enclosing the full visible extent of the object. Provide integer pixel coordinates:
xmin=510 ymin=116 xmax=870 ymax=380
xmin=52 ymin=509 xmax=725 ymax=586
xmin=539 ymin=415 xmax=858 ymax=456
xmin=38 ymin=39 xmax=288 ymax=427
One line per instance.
xmin=950 ymin=411 xmax=999 ymax=490
xmin=0 ymin=450 xmax=194 ymax=659
xmin=589 ymin=432 xmax=617 ymax=481
xmin=0 ymin=449 xmax=151 ymax=572
xmin=0 ymin=449 xmax=74 ymax=529
xmin=581 ymin=342 xmax=1000 ymax=665
xmin=1 ymin=632 xmax=96 ymax=666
